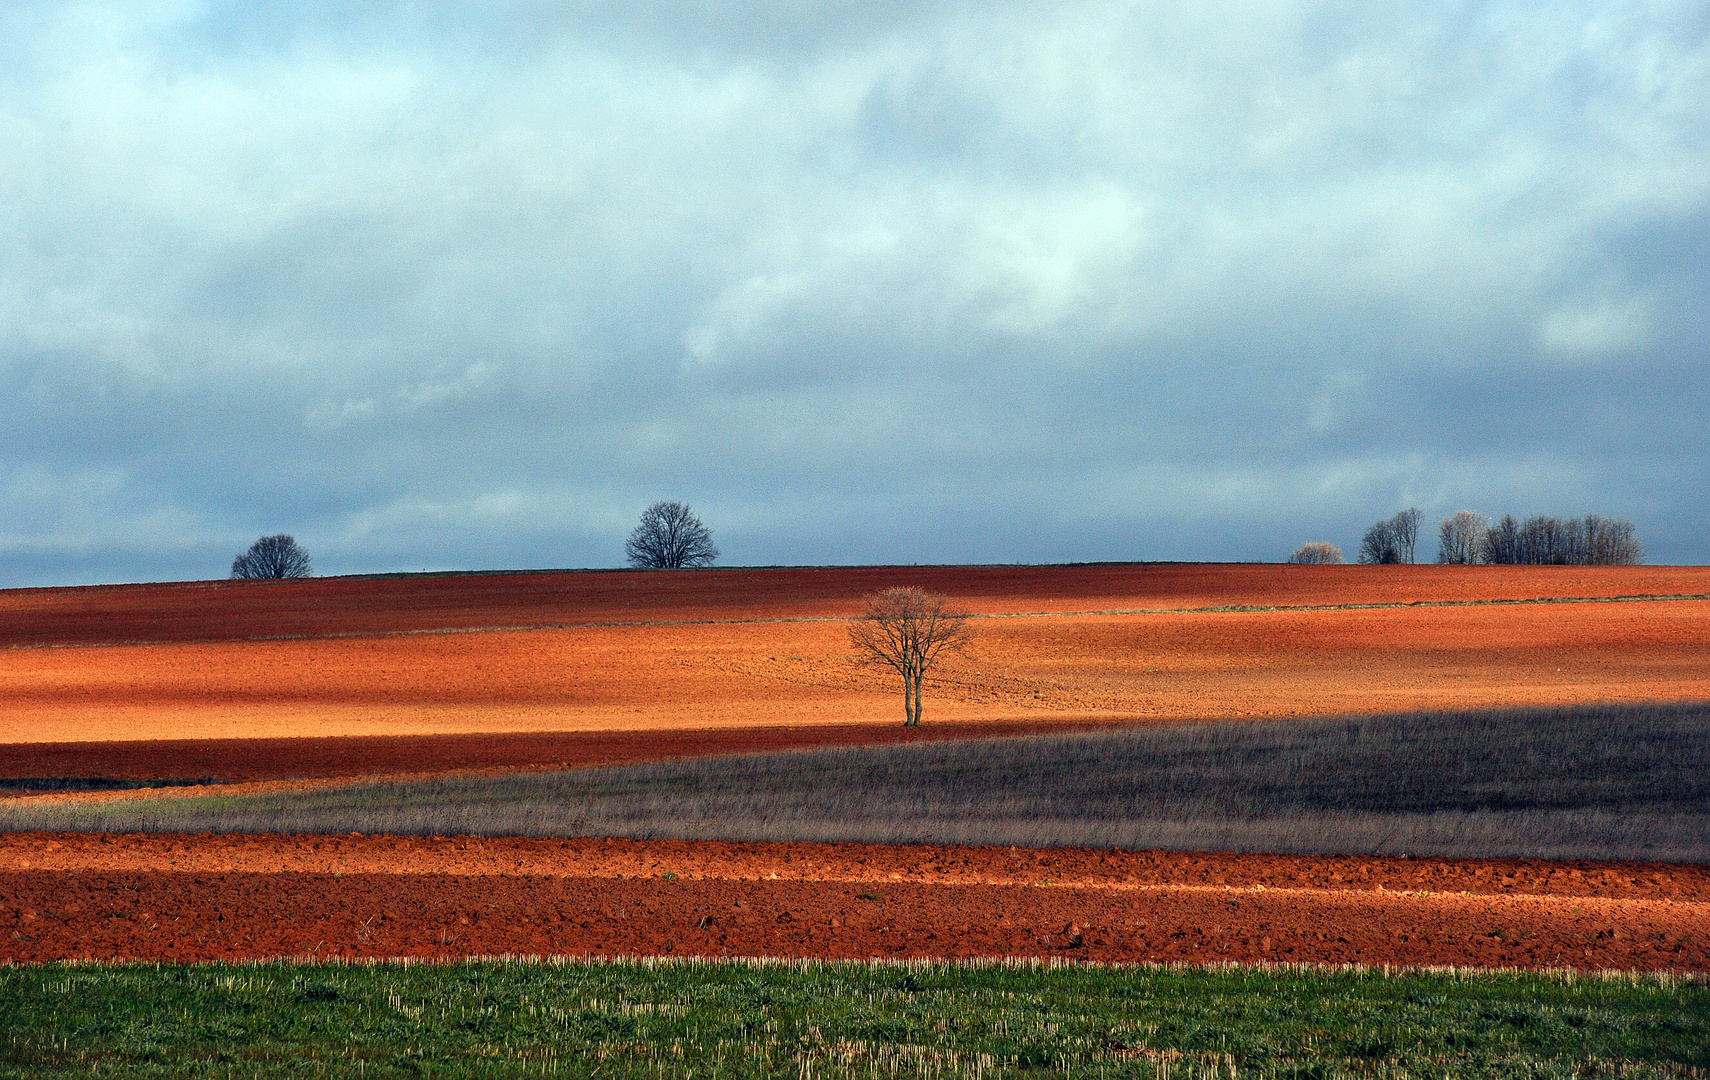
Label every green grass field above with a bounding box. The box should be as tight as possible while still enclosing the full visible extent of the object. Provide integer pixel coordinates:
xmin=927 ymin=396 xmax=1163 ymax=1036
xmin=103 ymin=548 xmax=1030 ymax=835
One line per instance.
xmin=2 ymin=958 xmax=1704 ymax=1078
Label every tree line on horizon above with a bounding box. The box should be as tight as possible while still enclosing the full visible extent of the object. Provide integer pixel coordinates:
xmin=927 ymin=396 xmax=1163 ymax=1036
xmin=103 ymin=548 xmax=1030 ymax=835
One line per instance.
xmin=229 ymin=498 xmax=1643 ymax=582
xmin=228 ymin=501 xmax=721 ymax=581
xmin=223 ymin=503 xmax=1640 ymax=731
xmin=1289 ymin=509 xmax=1643 ymax=566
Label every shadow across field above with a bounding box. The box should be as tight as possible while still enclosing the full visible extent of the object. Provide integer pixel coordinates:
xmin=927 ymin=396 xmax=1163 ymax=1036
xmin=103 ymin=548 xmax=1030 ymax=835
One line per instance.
xmin=0 ymin=776 xmax=215 ymax=794
xmin=8 ymin=703 xmax=1708 ymax=861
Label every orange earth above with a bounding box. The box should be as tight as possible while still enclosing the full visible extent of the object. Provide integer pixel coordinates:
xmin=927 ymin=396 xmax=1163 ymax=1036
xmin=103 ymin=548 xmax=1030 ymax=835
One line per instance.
xmin=2 ymin=564 xmax=1707 ymax=744
xmin=3 ymin=563 xmax=1708 ymax=971
xmin=2 ymin=833 xmax=1704 ymax=971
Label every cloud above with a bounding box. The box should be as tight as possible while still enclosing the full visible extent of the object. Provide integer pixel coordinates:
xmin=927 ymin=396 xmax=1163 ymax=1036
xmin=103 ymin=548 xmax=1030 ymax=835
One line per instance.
xmin=1538 ymin=295 xmax=1657 ymax=357
xmin=0 ymin=0 xmax=1707 ymax=584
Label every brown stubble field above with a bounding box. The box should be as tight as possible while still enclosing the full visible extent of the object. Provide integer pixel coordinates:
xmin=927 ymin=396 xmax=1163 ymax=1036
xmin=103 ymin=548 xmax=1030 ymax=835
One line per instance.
xmin=2 ymin=562 xmax=1708 ymax=971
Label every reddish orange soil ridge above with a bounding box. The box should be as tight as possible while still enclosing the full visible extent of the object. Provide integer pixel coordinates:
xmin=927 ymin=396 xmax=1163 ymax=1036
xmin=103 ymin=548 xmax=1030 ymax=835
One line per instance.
xmin=4 ymin=566 xmax=1707 ymax=744
xmin=6 ymin=833 xmax=1705 ymax=900
xmin=8 ymin=564 xmax=1708 ymax=650
xmin=3 ymin=835 xmax=1703 ymax=970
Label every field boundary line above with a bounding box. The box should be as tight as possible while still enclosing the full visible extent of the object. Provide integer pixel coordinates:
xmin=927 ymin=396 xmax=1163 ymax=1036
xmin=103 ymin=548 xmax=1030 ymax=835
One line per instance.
xmin=7 ymin=591 xmax=1708 ymax=652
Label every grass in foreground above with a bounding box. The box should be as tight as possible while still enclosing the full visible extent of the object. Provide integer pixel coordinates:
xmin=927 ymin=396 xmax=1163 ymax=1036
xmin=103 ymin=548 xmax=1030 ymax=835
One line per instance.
xmin=1 ymin=958 xmax=1704 ymax=1078
xmin=10 ymin=702 xmax=1707 ymax=861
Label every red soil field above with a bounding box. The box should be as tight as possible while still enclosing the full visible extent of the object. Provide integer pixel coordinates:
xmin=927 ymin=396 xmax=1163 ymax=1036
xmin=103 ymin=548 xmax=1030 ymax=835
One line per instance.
xmin=2 ymin=565 xmax=1707 ymax=746
xmin=5 ymin=563 xmax=1707 ymax=648
xmin=4 ymin=565 xmax=1706 ymax=973
xmin=3 ymin=834 xmax=1703 ymax=970
xmin=0 ymin=720 xmax=1095 ymax=785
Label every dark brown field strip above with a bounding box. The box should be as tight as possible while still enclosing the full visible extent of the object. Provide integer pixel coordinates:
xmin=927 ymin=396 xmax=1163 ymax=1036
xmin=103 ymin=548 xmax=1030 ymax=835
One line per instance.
xmin=0 ymin=721 xmax=1104 ymax=783
xmin=3 ymin=871 xmax=1703 ymax=971
xmin=7 ymin=591 xmax=1706 ymax=652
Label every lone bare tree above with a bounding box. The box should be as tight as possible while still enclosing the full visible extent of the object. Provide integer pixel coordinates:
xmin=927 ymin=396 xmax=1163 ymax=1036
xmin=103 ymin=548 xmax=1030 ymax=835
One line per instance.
xmin=625 ymin=501 xmax=719 ymax=568
xmin=848 ymin=587 xmax=971 ymax=726
xmin=1286 ymin=542 xmax=1345 ymax=565
xmin=230 ymin=534 xmax=312 ymax=579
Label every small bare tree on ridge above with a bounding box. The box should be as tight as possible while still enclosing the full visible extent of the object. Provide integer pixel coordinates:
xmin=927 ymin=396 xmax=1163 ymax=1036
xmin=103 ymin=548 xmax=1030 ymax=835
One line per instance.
xmin=848 ymin=587 xmax=972 ymax=727
xmin=230 ymin=534 xmax=313 ymax=579
xmin=1287 ymin=542 xmax=1344 ymax=565
xmin=625 ymin=501 xmax=719 ymax=569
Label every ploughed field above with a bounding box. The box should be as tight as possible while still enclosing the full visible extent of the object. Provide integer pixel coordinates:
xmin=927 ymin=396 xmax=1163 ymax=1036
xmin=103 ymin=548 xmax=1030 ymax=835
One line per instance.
xmin=3 ymin=563 xmax=1708 ymax=973
xmin=3 ymin=563 xmax=1709 ymax=746
xmin=4 ymin=833 xmax=1706 ymax=972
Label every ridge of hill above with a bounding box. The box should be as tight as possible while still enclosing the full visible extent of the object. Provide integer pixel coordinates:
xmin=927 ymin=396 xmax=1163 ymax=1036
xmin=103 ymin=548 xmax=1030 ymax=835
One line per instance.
xmin=4 ymin=563 xmax=1708 ymax=649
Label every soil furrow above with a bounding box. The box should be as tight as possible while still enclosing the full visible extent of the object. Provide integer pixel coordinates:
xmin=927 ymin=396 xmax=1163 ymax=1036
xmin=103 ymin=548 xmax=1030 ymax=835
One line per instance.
xmin=4 ymin=870 xmax=1703 ymax=971
xmin=6 ymin=834 xmax=1708 ymax=900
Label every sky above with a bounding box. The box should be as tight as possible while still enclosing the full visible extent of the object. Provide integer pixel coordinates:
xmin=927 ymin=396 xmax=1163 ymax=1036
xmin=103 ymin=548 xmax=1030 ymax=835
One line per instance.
xmin=2 ymin=1 xmax=1706 ymax=585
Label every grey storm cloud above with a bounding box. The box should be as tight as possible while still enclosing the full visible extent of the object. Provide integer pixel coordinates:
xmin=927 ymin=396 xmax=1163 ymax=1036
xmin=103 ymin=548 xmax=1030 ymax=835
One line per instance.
xmin=1 ymin=0 xmax=1706 ymax=584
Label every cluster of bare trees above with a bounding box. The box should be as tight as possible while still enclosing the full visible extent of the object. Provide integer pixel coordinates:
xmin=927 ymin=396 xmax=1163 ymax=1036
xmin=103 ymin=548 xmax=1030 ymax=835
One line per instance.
xmin=1435 ymin=511 xmax=1489 ymax=565
xmin=1358 ymin=508 xmax=1423 ymax=564
xmin=1292 ymin=508 xmax=1424 ymax=565
xmin=1437 ymin=512 xmax=1643 ymax=566
xmin=1293 ymin=509 xmax=1643 ymax=567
